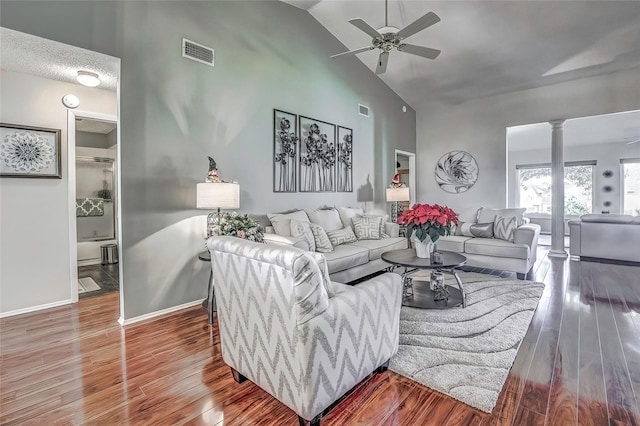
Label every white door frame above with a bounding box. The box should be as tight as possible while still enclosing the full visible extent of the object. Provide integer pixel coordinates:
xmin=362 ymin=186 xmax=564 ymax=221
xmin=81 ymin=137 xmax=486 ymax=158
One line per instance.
xmin=395 ymin=149 xmax=416 ymax=204
xmin=67 ymin=110 xmax=120 ymax=305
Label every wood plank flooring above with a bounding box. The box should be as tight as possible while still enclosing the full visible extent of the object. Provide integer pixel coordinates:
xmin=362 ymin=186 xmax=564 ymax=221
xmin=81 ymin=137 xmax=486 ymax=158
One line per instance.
xmin=1 ymin=251 xmax=639 ymax=425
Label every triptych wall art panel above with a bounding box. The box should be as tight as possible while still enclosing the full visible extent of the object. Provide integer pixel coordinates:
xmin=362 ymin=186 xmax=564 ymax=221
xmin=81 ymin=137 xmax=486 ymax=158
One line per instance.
xmin=272 ymin=109 xmax=353 ymax=193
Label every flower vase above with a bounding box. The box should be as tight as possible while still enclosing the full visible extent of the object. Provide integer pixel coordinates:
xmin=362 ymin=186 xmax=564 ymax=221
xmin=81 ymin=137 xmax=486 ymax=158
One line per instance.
xmin=412 ymin=235 xmax=435 ymax=259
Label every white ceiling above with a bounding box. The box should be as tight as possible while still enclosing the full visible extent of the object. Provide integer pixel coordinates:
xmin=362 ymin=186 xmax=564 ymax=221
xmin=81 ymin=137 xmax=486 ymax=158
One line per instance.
xmin=0 ymin=27 xmax=119 ymax=92
xmin=283 ymin=0 xmax=640 ymax=108
xmin=76 ymin=118 xmax=117 ymax=134
xmin=507 ymin=110 xmax=640 ymax=152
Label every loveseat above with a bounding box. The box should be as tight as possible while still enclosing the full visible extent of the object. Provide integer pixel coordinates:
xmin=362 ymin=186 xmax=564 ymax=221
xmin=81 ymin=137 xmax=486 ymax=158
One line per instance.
xmin=262 ymin=207 xmax=408 ymax=283
xmin=436 ymin=207 xmax=541 ymax=278
xmin=207 ymin=236 xmax=402 ymax=425
xmin=568 ymin=214 xmax=640 ymax=263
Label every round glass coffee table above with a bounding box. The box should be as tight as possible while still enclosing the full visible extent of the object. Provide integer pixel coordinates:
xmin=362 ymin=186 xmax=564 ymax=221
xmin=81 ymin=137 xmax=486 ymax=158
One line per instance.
xmin=381 ymin=249 xmax=467 ymax=309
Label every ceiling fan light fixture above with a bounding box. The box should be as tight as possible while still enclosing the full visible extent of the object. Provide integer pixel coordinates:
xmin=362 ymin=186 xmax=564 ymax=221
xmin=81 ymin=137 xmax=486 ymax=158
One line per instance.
xmin=76 ymin=70 xmax=101 ymax=87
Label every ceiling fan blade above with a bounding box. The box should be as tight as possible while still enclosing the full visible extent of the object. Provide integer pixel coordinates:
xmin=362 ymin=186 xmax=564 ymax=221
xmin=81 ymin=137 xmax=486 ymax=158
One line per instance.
xmin=627 ymin=139 xmax=640 ymax=145
xmin=349 ymin=18 xmax=382 ymax=40
xmin=376 ymin=51 xmax=389 ymax=74
xmin=398 ymin=43 xmax=441 ymax=59
xmin=396 ymin=11 xmax=440 ymax=41
xmin=330 ymin=46 xmax=374 ymax=58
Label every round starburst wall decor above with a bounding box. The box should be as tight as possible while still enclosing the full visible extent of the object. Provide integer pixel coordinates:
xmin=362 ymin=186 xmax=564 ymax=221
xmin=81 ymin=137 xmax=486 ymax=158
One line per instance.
xmin=1 ymin=130 xmax=55 ymax=173
xmin=435 ymin=151 xmax=479 ymax=194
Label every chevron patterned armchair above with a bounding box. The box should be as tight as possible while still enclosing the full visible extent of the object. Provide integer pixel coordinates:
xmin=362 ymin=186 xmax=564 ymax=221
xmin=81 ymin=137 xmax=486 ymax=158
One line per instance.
xmin=207 ymin=236 xmax=403 ymax=426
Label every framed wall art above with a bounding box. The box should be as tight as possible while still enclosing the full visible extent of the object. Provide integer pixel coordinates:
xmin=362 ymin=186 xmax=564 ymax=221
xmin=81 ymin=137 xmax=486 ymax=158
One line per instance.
xmin=337 ymin=126 xmax=353 ymax=192
xmin=435 ymin=150 xmax=478 ymax=194
xmin=299 ymin=116 xmax=336 ymax=192
xmin=0 ymin=123 xmax=62 ymax=179
xmin=273 ymin=109 xmax=299 ymax=192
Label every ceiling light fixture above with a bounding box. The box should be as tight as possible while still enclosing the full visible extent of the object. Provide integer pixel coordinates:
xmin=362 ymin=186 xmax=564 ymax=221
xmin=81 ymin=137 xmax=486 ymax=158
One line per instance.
xmin=76 ymin=71 xmax=101 ymax=87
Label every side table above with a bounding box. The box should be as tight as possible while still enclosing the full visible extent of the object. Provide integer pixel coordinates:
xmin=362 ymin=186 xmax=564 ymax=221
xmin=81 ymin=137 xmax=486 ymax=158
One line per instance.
xmin=198 ymin=250 xmax=216 ymax=324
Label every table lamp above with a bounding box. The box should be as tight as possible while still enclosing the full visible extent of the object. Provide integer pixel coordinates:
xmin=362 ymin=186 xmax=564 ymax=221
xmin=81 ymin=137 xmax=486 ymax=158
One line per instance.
xmin=197 ymin=182 xmax=240 ymax=238
xmin=386 ymin=187 xmax=410 ymax=223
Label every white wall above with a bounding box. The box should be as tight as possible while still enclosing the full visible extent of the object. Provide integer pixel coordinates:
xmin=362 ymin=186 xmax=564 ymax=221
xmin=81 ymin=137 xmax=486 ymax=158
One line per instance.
xmin=416 ymin=67 xmax=640 ymax=212
xmin=0 ymin=70 xmax=116 ymax=315
xmin=508 ymin=141 xmax=640 ymax=214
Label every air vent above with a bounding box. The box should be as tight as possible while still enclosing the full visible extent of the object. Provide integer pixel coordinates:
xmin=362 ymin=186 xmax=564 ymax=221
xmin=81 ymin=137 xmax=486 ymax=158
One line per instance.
xmin=358 ymin=104 xmax=369 ymax=117
xmin=182 ymin=38 xmax=214 ymax=67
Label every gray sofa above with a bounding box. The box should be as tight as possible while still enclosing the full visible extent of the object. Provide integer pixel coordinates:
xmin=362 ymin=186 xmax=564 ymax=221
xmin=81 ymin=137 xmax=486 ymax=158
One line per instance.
xmin=569 ymin=214 xmax=640 ymax=263
xmin=262 ymin=207 xmax=408 ymax=283
xmin=436 ymin=207 xmax=541 ymax=278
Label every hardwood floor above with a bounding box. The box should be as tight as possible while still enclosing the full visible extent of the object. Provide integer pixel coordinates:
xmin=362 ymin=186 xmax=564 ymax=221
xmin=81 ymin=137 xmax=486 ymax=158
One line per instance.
xmin=1 ymin=251 xmax=638 ymax=425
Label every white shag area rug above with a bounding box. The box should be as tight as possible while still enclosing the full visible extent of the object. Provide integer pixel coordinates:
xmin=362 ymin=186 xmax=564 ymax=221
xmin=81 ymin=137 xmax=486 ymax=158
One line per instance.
xmin=390 ymin=271 xmax=545 ymax=413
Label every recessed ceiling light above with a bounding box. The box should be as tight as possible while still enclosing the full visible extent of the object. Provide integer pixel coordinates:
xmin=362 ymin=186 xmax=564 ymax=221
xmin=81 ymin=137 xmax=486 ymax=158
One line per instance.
xmin=76 ymin=71 xmax=101 ymax=87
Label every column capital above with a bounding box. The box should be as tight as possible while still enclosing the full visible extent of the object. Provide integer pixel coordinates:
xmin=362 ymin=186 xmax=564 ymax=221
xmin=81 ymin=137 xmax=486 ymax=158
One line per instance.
xmin=549 ymin=119 xmax=566 ymax=129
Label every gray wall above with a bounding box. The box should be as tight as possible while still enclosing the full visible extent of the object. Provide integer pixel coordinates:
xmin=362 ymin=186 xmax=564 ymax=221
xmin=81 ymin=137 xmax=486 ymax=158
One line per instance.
xmin=415 ymin=67 xmax=640 ymax=212
xmin=1 ymin=1 xmax=416 ymax=320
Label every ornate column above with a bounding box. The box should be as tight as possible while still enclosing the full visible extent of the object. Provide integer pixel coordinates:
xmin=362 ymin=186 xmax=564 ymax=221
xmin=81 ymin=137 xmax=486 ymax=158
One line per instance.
xmin=549 ymin=119 xmax=568 ymax=258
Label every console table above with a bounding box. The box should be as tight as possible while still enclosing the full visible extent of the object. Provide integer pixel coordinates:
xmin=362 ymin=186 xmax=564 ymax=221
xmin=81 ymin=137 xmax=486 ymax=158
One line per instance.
xmin=198 ymin=250 xmax=215 ymax=323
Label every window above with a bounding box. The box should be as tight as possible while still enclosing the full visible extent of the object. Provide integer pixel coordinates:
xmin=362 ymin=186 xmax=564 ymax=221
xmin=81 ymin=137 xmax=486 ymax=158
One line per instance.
xmin=622 ymin=158 xmax=640 ymax=215
xmin=517 ymin=162 xmax=595 ymax=216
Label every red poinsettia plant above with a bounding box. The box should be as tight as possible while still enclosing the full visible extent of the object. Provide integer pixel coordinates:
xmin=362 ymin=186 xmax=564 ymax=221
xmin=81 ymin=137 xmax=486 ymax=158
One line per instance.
xmin=398 ymin=203 xmax=459 ymax=243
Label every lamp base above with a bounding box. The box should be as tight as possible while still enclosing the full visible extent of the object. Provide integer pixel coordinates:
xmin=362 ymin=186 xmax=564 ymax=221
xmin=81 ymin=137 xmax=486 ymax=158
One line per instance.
xmin=206 ymin=208 xmax=222 ymax=238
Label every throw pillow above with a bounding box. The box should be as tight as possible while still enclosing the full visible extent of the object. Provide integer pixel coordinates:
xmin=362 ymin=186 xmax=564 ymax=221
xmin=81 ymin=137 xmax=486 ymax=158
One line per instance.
xmin=326 ymin=226 xmax=357 ymax=247
xmin=309 ymin=223 xmax=333 ymax=253
xmin=310 ymin=252 xmax=334 ymax=297
xmin=494 ymin=215 xmax=518 ymax=242
xmin=456 ymin=207 xmax=480 ymax=224
xmin=267 ymin=210 xmax=310 ymax=237
xmin=361 ymin=214 xmax=389 ymax=238
xmin=455 ymin=222 xmax=475 ymax=237
xmin=352 ymin=215 xmax=383 ymax=240
xmin=336 ymin=206 xmax=364 ymax=230
xmin=290 ymin=219 xmax=316 ymax=252
xmin=469 ymin=222 xmax=494 ymax=238
xmin=305 ymin=208 xmax=344 ymax=231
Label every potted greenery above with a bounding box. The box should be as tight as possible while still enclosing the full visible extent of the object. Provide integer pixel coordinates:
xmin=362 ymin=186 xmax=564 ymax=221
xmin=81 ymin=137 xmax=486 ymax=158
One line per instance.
xmin=398 ymin=203 xmax=458 ymax=258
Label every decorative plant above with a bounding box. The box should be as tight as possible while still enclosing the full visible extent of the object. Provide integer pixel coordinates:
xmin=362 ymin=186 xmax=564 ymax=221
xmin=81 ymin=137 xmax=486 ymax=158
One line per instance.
xmin=398 ymin=203 xmax=458 ymax=243
xmin=209 ymin=212 xmax=264 ymax=243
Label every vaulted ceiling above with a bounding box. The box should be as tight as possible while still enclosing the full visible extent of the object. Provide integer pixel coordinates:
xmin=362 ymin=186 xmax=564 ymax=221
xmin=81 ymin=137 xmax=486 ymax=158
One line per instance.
xmin=283 ymin=1 xmax=640 ymax=109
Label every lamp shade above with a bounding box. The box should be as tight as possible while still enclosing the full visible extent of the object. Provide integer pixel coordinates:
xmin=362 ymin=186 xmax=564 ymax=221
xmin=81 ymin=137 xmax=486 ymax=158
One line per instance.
xmin=386 ymin=187 xmax=410 ymax=202
xmin=197 ymin=182 xmax=240 ymax=209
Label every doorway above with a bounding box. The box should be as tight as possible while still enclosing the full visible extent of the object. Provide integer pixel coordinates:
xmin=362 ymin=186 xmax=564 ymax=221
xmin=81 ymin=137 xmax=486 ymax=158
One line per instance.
xmin=395 ymin=149 xmax=416 ymax=207
xmin=71 ymin=114 xmax=119 ymax=298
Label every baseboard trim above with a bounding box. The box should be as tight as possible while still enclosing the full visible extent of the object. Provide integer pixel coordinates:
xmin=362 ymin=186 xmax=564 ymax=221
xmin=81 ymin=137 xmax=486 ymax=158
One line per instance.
xmin=0 ymin=299 xmax=73 ymax=319
xmin=118 ymin=299 xmax=204 ymax=326
xmin=548 ymin=249 xmax=568 ymax=259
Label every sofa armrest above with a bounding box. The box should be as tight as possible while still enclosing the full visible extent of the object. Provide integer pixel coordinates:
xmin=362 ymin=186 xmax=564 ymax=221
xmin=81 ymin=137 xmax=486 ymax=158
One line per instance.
xmin=385 ymin=222 xmax=400 ymax=238
xmin=296 ymin=272 xmax=402 ymax=419
xmin=263 ymin=233 xmax=309 ymax=251
xmin=514 ymin=223 xmax=541 ymax=264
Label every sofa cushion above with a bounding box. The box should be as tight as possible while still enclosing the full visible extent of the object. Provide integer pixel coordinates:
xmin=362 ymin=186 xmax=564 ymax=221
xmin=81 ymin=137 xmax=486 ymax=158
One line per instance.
xmin=326 ymin=226 xmax=357 ymax=247
xmin=348 ymin=237 xmax=407 ymax=261
xmin=436 ymin=236 xmax=473 ymax=253
xmin=268 ymin=210 xmax=309 ymax=236
xmin=456 ymin=207 xmax=480 ymax=224
xmin=306 ymin=208 xmax=343 ymax=231
xmin=336 ymin=206 xmax=364 ymax=230
xmin=465 ymin=238 xmax=530 ymax=260
xmin=290 ymin=219 xmax=315 ymax=252
xmin=478 ymin=207 xmax=526 ymax=225
xmin=322 ymin=244 xmax=370 ymax=274
xmin=309 ymin=223 xmax=333 ymax=253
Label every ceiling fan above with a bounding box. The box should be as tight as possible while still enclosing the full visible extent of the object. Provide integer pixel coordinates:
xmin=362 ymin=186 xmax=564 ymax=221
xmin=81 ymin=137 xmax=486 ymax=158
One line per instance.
xmin=331 ymin=0 xmax=441 ymax=75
